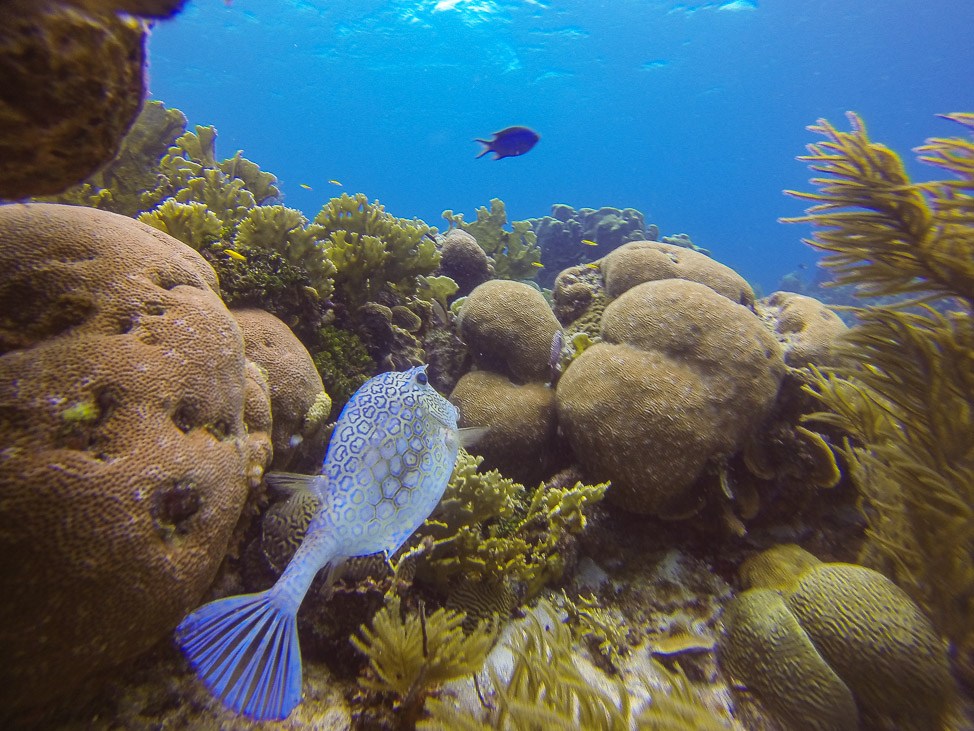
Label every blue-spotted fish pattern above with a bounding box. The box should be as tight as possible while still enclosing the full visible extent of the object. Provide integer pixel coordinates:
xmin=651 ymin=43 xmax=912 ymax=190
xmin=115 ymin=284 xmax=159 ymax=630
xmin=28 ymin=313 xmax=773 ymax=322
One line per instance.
xmin=175 ymin=366 xmax=465 ymax=721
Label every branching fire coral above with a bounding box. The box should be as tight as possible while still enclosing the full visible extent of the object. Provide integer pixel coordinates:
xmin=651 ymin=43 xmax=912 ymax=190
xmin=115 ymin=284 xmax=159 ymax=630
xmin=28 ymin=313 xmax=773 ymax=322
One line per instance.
xmin=443 ymin=199 xmax=542 ymax=281
xmin=783 ymin=111 xmax=974 ymax=681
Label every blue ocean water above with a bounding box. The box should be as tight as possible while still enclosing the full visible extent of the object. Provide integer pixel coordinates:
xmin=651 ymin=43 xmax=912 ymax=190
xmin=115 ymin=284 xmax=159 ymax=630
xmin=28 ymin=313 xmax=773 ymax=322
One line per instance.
xmin=146 ymin=0 xmax=974 ymax=294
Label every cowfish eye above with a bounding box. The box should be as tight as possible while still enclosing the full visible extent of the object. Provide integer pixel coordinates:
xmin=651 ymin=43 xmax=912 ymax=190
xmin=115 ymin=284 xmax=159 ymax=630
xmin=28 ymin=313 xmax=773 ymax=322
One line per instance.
xmin=415 ymin=369 xmax=428 ymax=386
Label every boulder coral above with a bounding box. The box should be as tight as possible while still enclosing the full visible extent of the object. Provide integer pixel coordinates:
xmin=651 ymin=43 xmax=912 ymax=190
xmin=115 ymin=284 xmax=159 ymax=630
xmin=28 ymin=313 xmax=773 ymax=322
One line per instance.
xmin=457 ymin=280 xmax=560 ymax=383
xmin=232 ymin=308 xmax=331 ymax=471
xmin=0 ymin=1 xmax=154 ymax=198
xmin=756 ymin=291 xmax=848 ymax=368
xmin=600 ymin=240 xmax=754 ymax=305
xmin=557 ymin=279 xmax=784 ymax=517
xmin=438 ymin=228 xmax=493 ymax=297
xmin=449 ymin=370 xmax=560 ymax=486
xmin=722 ymin=545 xmax=953 ymax=731
xmin=0 ymin=204 xmax=271 ymax=717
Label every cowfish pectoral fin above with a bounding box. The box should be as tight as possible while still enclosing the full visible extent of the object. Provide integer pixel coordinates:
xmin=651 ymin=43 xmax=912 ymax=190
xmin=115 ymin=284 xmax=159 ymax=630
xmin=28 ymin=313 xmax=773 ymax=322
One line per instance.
xmin=265 ymin=471 xmax=328 ymax=502
xmin=458 ymin=426 xmax=490 ymax=449
xmin=175 ymin=591 xmax=302 ymax=721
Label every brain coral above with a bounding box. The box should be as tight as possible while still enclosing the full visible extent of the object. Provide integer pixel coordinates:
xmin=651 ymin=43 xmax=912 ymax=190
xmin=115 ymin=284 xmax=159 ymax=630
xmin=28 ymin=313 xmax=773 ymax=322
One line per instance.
xmin=720 ymin=588 xmax=859 ymax=731
xmin=600 ymin=240 xmax=755 ymax=305
xmin=458 ymin=280 xmax=560 ymax=383
xmin=0 ymin=2 xmax=147 ymax=198
xmin=786 ymin=563 xmax=953 ymax=729
xmin=722 ymin=547 xmax=953 ymax=731
xmin=232 ymin=308 xmax=331 ymax=471
xmin=449 ymin=370 xmax=561 ymax=486
xmin=557 ymin=279 xmax=784 ymax=516
xmin=439 ymin=228 xmax=493 ymax=297
xmin=756 ymin=291 xmax=848 ymax=368
xmin=0 ymin=203 xmax=271 ymax=716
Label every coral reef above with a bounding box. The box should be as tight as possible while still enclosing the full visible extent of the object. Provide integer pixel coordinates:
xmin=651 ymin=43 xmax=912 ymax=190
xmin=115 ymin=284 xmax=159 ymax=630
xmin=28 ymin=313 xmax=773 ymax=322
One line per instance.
xmin=232 ymin=308 xmax=331 ymax=471
xmin=557 ymin=278 xmax=784 ymax=517
xmin=721 ymin=545 xmax=953 ymax=730
xmin=310 ymin=324 xmax=375 ymax=411
xmin=0 ymin=1 xmax=157 ymax=198
xmin=0 ymin=203 xmax=271 ymax=719
xmin=443 ymin=198 xmax=542 ymax=281
xmin=528 ymin=203 xmax=653 ymax=286
xmin=782 ymin=112 xmax=974 ymax=683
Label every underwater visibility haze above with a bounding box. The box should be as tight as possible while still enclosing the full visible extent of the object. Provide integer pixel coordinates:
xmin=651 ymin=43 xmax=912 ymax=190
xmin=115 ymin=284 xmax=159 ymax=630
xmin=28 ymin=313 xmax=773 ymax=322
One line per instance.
xmin=1 ymin=0 xmax=974 ymax=728
xmin=145 ymin=0 xmax=974 ymax=291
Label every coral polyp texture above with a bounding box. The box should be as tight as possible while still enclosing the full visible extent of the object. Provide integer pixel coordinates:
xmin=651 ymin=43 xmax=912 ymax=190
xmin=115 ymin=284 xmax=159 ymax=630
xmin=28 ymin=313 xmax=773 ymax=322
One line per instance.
xmin=0 ymin=2 xmax=151 ymax=199
xmin=557 ymin=278 xmax=784 ymax=517
xmin=231 ymin=308 xmax=331 ymax=471
xmin=0 ymin=203 xmax=271 ymax=718
xmin=721 ymin=545 xmax=952 ymax=731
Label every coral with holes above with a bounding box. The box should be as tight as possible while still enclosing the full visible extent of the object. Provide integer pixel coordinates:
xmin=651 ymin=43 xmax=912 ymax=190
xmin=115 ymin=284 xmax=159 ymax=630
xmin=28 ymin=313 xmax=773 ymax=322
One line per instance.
xmin=0 ymin=1 xmax=158 ymax=199
xmin=0 ymin=203 xmax=272 ymax=719
xmin=721 ymin=545 xmax=953 ymax=731
xmin=232 ymin=308 xmax=331 ymax=471
xmin=557 ymin=278 xmax=785 ymax=518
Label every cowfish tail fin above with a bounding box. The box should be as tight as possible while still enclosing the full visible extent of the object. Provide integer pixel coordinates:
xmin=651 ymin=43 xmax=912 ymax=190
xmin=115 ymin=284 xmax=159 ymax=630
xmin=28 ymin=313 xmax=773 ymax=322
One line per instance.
xmin=175 ymin=591 xmax=302 ymax=721
xmin=474 ymin=139 xmax=492 ymax=158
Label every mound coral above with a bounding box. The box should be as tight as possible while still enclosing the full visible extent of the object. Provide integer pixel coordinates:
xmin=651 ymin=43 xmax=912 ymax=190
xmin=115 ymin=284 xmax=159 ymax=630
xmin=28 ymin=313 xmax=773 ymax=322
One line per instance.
xmin=232 ymin=308 xmax=331 ymax=471
xmin=0 ymin=203 xmax=271 ymax=718
xmin=600 ymin=240 xmax=754 ymax=305
xmin=443 ymin=198 xmax=542 ymax=281
xmin=0 ymin=1 xmax=155 ymax=198
xmin=456 ymin=279 xmax=560 ymax=383
xmin=721 ymin=545 xmax=952 ymax=730
xmin=437 ymin=228 xmax=493 ymax=297
xmin=557 ymin=278 xmax=784 ymax=517
xmin=782 ymin=112 xmax=974 ymax=681
xmin=449 ymin=371 xmax=560 ymax=486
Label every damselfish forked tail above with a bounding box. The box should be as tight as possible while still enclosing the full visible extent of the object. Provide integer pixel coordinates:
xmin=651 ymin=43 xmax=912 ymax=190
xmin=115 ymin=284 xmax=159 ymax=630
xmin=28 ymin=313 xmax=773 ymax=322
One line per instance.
xmin=175 ymin=591 xmax=302 ymax=721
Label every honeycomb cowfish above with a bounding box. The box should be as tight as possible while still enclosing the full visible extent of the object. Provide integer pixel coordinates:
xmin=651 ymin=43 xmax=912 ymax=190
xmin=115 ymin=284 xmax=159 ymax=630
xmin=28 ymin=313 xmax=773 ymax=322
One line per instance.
xmin=475 ymin=125 xmax=540 ymax=159
xmin=175 ymin=366 xmax=482 ymax=721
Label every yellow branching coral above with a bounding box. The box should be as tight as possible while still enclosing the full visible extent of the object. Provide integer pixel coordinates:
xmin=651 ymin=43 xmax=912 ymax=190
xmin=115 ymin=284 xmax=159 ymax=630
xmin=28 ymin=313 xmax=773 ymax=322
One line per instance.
xmin=782 ymin=111 xmax=974 ymax=681
xmin=418 ymin=451 xmax=607 ymax=598
xmin=311 ymin=192 xmax=440 ymax=308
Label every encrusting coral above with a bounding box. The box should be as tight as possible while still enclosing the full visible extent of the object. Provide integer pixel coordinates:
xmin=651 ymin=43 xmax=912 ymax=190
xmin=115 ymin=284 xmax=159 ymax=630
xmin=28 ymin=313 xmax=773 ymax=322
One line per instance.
xmin=782 ymin=112 xmax=974 ymax=684
xmin=0 ymin=203 xmax=271 ymax=720
xmin=443 ymin=198 xmax=542 ymax=281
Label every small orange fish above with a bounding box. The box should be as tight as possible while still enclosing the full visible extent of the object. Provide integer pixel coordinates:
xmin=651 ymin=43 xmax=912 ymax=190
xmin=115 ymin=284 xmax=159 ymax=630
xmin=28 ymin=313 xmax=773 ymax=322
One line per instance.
xmin=581 ymin=239 xmax=598 ymax=246
xmin=224 ymin=248 xmax=246 ymax=262
xmin=328 ymin=179 xmax=343 ymax=186
xmin=531 ymin=261 xmax=544 ymax=268
xmin=299 ymin=183 xmax=313 ymax=191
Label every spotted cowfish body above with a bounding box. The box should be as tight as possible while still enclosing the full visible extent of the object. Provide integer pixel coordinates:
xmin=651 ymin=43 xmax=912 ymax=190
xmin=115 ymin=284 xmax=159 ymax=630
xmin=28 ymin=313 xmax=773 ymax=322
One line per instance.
xmin=175 ymin=366 xmax=467 ymax=721
xmin=313 ymin=366 xmax=461 ymax=558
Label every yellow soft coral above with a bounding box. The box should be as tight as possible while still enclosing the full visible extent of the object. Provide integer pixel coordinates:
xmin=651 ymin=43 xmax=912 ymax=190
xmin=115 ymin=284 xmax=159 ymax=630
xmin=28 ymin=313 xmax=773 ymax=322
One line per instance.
xmin=782 ymin=112 xmax=974 ymax=682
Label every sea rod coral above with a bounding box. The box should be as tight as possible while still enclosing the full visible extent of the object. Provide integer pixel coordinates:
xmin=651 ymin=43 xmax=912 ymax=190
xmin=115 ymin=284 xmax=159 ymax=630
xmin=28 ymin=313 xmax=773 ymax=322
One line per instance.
xmin=782 ymin=111 xmax=974 ymax=683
